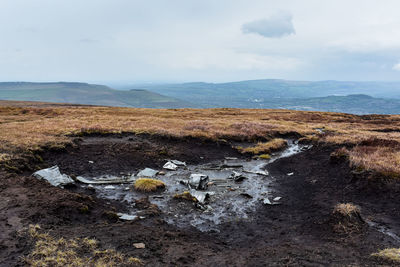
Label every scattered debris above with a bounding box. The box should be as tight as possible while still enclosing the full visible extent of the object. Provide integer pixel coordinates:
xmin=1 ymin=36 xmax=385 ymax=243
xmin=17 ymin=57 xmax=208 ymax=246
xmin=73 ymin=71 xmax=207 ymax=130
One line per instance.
xmin=224 ymin=157 xmax=238 ymax=160
xmin=243 ymin=169 xmax=269 ymax=176
xmin=33 ymin=166 xmax=74 ymax=187
xmin=88 ymin=160 xmax=94 ymax=164
xmin=133 ymin=243 xmax=146 ymax=249
xmin=171 ymin=160 xmax=186 ymax=166
xmin=287 ymin=172 xmax=294 ymax=176
xmin=188 ymin=174 xmax=209 ymax=190
xmin=273 ymin=197 xmax=282 ymax=201
xmin=137 ymin=168 xmax=159 ymax=178
xmin=163 ymin=161 xmax=178 ymax=170
xmin=222 ymin=159 xmax=244 ymax=168
xmin=229 ymin=171 xmax=247 ymax=182
xmin=76 ymin=175 xmax=135 ymax=184
xmin=240 ymin=193 xmax=253 ymax=199
xmin=104 ymin=185 xmax=115 ymax=190
xmin=190 ymin=189 xmax=210 ymax=204
xmin=263 ymin=198 xmax=272 ymax=205
xmin=117 ymin=213 xmax=138 ymax=221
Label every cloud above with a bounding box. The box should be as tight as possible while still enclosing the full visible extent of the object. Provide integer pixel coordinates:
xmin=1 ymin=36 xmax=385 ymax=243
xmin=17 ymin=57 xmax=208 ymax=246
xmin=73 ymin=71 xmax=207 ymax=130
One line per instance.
xmin=242 ymin=11 xmax=295 ymax=38
xmin=393 ymin=62 xmax=400 ymax=71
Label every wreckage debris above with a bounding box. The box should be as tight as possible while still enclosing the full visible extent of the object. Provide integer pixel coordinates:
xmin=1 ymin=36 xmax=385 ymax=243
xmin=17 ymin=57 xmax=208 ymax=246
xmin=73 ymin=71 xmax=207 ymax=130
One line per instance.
xmin=163 ymin=161 xmax=178 ymax=171
xmin=104 ymin=185 xmax=116 ymax=190
xmin=188 ymin=174 xmax=209 ymax=190
xmin=136 ymin=168 xmax=159 ymax=178
xmin=117 ymin=213 xmax=138 ymax=221
xmin=229 ymin=171 xmax=247 ymax=182
xmin=171 ymin=160 xmax=186 ymax=166
xmin=76 ymin=175 xmax=135 ymax=184
xmin=33 ymin=166 xmax=74 ymax=187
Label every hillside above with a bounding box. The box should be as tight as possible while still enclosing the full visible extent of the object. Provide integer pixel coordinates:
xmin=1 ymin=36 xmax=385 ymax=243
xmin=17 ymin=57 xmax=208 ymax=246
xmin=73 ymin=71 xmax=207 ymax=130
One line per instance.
xmin=0 ymin=82 xmax=194 ymax=108
xmin=128 ymin=79 xmax=400 ymax=113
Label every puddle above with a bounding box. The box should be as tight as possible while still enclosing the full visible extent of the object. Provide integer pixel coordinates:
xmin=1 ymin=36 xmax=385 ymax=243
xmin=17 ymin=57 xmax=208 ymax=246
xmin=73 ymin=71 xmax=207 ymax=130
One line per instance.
xmin=78 ymin=140 xmax=310 ymax=232
xmin=367 ymin=220 xmax=400 ymax=243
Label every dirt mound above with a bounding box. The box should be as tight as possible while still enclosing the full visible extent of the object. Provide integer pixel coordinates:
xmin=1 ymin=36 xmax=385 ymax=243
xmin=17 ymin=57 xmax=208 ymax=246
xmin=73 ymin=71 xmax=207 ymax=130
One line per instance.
xmin=331 ymin=203 xmax=365 ymax=234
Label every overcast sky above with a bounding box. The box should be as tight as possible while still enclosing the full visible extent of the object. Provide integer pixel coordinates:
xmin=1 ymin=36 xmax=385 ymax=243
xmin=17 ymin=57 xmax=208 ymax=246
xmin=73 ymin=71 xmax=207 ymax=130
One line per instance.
xmin=1 ymin=0 xmax=400 ymax=83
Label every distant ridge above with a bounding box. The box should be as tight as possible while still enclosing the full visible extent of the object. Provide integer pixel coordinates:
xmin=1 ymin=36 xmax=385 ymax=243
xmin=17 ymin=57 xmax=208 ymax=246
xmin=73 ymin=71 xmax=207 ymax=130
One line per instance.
xmin=0 ymin=82 xmax=195 ymax=108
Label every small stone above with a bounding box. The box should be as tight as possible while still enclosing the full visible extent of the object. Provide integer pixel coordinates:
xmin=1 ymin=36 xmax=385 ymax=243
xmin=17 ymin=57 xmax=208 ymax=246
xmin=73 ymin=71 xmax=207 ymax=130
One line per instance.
xmin=133 ymin=243 xmax=146 ymax=249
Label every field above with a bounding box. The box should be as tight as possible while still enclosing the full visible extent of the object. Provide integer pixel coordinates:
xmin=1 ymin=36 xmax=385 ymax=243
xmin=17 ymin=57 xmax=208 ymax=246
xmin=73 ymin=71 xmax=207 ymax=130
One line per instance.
xmin=2 ymin=100 xmax=400 ymax=266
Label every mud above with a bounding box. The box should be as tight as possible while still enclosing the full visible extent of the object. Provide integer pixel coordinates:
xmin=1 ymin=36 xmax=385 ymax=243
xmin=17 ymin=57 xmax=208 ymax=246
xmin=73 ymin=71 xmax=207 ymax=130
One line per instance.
xmin=2 ymin=134 xmax=400 ymax=266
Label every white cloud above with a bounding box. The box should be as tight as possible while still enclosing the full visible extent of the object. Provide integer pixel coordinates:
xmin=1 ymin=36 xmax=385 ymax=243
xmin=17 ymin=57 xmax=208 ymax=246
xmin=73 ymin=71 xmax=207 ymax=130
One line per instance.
xmin=241 ymin=11 xmax=295 ymax=38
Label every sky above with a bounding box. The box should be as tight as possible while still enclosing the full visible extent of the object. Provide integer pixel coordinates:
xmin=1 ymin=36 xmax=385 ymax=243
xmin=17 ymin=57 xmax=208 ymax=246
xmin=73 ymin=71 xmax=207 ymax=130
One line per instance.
xmin=1 ymin=0 xmax=400 ymax=84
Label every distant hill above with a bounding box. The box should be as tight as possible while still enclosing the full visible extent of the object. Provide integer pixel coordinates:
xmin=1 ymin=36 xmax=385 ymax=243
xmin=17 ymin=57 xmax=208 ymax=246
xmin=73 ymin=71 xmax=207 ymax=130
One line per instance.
xmin=128 ymin=79 xmax=400 ymax=107
xmin=0 ymin=82 xmax=195 ymax=108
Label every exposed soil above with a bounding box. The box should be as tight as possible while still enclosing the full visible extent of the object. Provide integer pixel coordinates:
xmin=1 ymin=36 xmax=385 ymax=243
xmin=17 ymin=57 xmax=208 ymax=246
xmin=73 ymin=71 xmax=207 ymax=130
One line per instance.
xmin=1 ymin=134 xmax=400 ymax=266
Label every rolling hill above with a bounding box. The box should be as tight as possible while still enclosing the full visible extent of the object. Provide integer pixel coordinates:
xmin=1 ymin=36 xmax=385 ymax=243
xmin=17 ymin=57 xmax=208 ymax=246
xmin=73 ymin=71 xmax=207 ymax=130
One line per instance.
xmin=0 ymin=82 xmax=194 ymax=108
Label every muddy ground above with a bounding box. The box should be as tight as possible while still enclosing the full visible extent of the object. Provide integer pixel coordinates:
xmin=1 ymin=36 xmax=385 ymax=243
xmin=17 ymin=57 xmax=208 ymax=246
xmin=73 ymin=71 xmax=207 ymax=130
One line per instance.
xmin=1 ymin=134 xmax=400 ymax=266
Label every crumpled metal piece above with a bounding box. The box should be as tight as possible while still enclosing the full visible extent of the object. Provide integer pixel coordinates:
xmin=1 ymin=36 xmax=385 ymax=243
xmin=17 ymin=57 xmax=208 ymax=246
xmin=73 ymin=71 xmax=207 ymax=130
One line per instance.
xmin=137 ymin=168 xmax=158 ymax=177
xmin=33 ymin=166 xmax=74 ymax=187
xmin=189 ymin=174 xmax=209 ymax=190
xmin=163 ymin=161 xmax=178 ymax=170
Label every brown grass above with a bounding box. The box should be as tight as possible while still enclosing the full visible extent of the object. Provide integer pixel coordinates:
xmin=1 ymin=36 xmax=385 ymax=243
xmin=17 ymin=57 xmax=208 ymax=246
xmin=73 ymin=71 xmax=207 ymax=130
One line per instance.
xmin=371 ymin=248 xmax=400 ymax=263
xmin=24 ymin=224 xmax=143 ymax=266
xmin=238 ymin=138 xmax=288 ymax=154
xmin=2 ymin=100 xmax=400 ymax=177
xmin=173 ymin=191 xmax=198 ymax=202
xmin=333 ymin=203 xmax=360 ymax=216
xmin=134 ymin=178 xmax=166 ymax=192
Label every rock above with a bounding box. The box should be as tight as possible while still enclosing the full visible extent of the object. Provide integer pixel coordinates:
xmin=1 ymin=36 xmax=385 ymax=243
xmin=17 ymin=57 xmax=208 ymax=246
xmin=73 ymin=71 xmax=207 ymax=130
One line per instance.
xmin=163 ymin=161 xmax=178 ymax=170
xmin=137 ymin=168 xmax=158 ymax=177
xmin=240 ymin=193 xmax=253 ymax=199
xmin=133 ymin=243 xmax=146 ymax=249
xmin=33 ymin=166 xmax=74 ymax=187
xmin=189 ymin=174 xmax=209 ymax=190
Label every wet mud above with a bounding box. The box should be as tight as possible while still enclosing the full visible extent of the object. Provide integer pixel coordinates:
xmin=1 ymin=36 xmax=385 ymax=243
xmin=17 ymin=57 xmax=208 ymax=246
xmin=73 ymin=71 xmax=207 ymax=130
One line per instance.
xmin=2 ymin=134 xmax=400 ymax=266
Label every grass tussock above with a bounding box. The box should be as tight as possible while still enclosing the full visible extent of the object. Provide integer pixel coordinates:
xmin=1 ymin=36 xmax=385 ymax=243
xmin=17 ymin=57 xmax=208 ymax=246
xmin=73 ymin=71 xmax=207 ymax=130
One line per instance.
xmin=173 ymin=191 xmax=198 ymax=202
xmin=134 ymin=178 xmax=166 ymax=192
xmin=333 ymin=203 xmax=360 ymax=216
xmin=24 ymin=224 xmax=143 ymax=267
xmin=238 ymin=138 xmax=288 ymax=155
xmin=347 ymin=146 xmax=400 ymax=178
xmin=371 ymin=248 xmax=400 ymax=263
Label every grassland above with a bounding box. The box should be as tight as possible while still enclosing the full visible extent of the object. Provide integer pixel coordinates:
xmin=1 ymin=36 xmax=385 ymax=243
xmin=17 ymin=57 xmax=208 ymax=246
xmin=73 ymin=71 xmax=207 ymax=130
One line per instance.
xmin=1 ymin=100 xmax=400 ymax=177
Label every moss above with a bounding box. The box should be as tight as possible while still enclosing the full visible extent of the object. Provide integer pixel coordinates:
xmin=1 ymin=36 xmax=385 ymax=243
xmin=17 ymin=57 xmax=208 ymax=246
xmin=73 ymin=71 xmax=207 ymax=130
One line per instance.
xmin=134 ymin=178 xmax=165 ymax=192
xmin=78 ymin=205 xmax=90 ymax=214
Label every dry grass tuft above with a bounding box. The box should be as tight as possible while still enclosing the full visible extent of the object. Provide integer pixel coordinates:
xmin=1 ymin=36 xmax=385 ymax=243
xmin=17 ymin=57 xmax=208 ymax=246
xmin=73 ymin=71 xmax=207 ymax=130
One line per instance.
xmin=333 ymin=203 xmax=360 ymax=216
xmin=24 ymin=224 xmax=143 ymax=266
xmin=258 ymin=154 xmax=271 ymax=159
xmin=332 ymin=203 xmax=364 ymax=233
xmin=134 ymin=178 xmax=166 ymax=192
xmin=173 ymin=191 xmax=198 ymax=202
xmin=371 ymin=248 xmax=400 ymax=263
xmin=348 ymin=146 xmax=400 ymax=178
xmin=238 ymin=138 xmax=288 ymax=155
